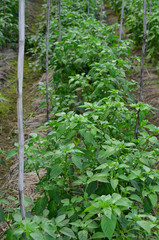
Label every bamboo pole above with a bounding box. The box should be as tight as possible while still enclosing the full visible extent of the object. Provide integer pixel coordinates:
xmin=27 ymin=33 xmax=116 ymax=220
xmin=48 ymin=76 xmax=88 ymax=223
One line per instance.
xmin=46 ymin=0 xmax=50 ymax=121
xmin=119 ymin=0 xmax=125 ymax=42
xmin=135 ymin=0 xmax=147 ymax=139
xmin=88 ymin=0 xmax=90 ymax=15
xmin=100 ymin=0 xmax=103 ymax=23
xmin=58 ymin=0 xmax=61 ymax=41
xmin=17 ymin=0 xmax=26 ymax=220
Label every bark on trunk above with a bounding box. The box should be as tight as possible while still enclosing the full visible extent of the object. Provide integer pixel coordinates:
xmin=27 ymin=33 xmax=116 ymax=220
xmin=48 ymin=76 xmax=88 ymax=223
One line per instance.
xmin=135 ymin=0 xmax=147 ymax=139
xmin=17 ymin=0 xmax=26 ymax=220
xmin=46 ymin=0 xmax=50 ymax=121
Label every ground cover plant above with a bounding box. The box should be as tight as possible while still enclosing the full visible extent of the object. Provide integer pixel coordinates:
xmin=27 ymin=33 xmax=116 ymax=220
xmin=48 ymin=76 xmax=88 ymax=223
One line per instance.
xmin=1 ymin=0 xmax=159 ymax=239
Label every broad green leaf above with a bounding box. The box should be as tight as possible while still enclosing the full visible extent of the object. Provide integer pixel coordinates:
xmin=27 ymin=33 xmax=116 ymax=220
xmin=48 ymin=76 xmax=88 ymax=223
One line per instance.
xmin=148 ymin=193 xmax=157 ymax=207
xmin=92 ymin=232 xmax=106 ymax=239
xmin=50 ymin=165 xmax=62 ymax=179
xmin=0 ymin=158 xmax=6 ymax=167
xmin=103 ymin=206 xmax=112 ymax=219
xmin=55 ymin=214 xmax=66 ymax=225
xmin=6 ymin=149 xmax=17 ymax=160
xmin=101 ymin=214 xmax=117 ymax=240
xmin=60 ymin=227 xmax=76 ymax=238
xmin=130 ymin=194 xmax=142 ymax=203
xmin=56 ymin=124 xmax=66 ymax=140
xmin=78 ymin=230 xmax=88 ymax=240
xmin=137 ymin=221 xmax=155 ymax=234
xmin=0 ymin=208 xmax=5 ymax=222
xmin=30 ymin=231 xmax=44 ymax=240
xmin=72 ymin=154 xmax=83 ymax=170
xmin=29 ymin=133 xmax=37 ymax=138
xmin=149 ymin=136 xmax=158 ymax=144
xmin=110 ymin=179 xmax=118 ymax=190
xmin=144 ymin=197 xmax=152 ymax=213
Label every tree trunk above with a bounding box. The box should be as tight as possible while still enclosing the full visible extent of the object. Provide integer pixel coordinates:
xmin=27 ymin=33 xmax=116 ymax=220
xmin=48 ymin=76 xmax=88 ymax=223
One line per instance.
xmin=135 ymin=0 xmax=147 ymax=139
xmin=46 ymin=0 xmax=50 ymax=121
xmin=17 ymin=0 xmax=26 ymax=220
xmin=58 ymin=0 xmax=61 ymax=41
xmin=119 ymin=0 xmax=125 ymax=42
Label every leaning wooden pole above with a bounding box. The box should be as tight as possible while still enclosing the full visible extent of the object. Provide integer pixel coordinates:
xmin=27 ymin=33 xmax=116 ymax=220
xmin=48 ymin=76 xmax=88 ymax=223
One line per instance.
xmin=119 ymin=0 xmax=125 ymax=42
xmin=135 ymin=0 xmax=147 ymax=139
xmin=46 ymin=0 xmax=50 ymax=121
xmin=17 ymin=0 xmax=26 ymax=220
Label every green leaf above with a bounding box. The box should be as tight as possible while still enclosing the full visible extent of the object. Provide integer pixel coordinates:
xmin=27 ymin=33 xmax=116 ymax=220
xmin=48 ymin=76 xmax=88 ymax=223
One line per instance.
xmin=60 ymin=227 xmax=76 ymax=238
xmin=148 ymin=193 xmax=157 ymax=207
xmin=55 ymin=214 xmax=66 ymax=225
xmin=0 ymin=208 xmax=5 ymax=222
xmin=101 ymin=214 xmax=117 ymax=240
xmin=137 ymin=221 xmax=155 ymax=234
xmin=30 ymin=231 xmax=45 ymax=240
xmin=72 ymin=154 xmax=83 ymax=170
xmin=78 ymin=230 xmax=88 ymax=240
xmin=0 ymin=158 xmax=6 ymax=167
xmin=56 ymin=124 xmax=66 ymax=140
xmin=92 ymin=232 xmax=106 ymax=239
xmin=130 ymin=194 xmax=142 ymax=203
xmin=50 ymin=165 xmax=62 ymax=179
xmin=144 ymin=197 xmax=152 ymax=213
xmin=6 ymin=149 xmax=17 ymax=160
xmin=110 ymin=179 xmax=118 ymax=190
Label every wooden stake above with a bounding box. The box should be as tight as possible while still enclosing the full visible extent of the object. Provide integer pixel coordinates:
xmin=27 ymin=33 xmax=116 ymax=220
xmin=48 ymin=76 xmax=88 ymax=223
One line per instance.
xmin=119 ymin=0 xmax=125 ymax=42
xmin=46 ymin=0 xmax=50 ymax=121
xmin=135 ymin=0 xmax=147 ymax=139
xmin=58 ymin=0 xmax=61 ymax=41
xmin=17 ymin=0 xmax=26 ymax=220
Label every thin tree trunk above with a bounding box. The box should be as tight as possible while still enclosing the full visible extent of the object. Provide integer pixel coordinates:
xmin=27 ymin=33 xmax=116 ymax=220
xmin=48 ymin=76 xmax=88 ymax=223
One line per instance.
xmin=100 ymin=0 xmax=103 ymax=23
xmin=17 ymin=0 xmax=26 ymax=220
xmin=135 ymin=0 xmax=147 ymax=139
xmin=87 ymin=0 xmax=89 ymax=15
xmin=58 ymin=0 xmax=61 ymax=41
xmin=119 ymin=0 xmax=125 ymax=42
xmin=46 ymin=0 xmax=50 ymax=121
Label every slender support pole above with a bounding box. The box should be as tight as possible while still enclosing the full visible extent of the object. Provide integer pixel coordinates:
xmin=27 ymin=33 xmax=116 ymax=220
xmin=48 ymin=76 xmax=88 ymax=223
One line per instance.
xmin=58 ymin=0 xmax=61 ymax=41
xmin=119 ymin=0 xmax=125 ymax=42
xmin=147 ymin=0 xmax=152 ymax=41
xmin=100 ymin=0 xmax=103 ymax=23
xmin=135 ymin=0 xmax=147 ymax=139
xmin=46 ymin=0 xmax=50 ymax=121
xmin=87 ymin=0 xmax=90 ymax=15
xmin=17 ymin=0 xmax=26 ymax=220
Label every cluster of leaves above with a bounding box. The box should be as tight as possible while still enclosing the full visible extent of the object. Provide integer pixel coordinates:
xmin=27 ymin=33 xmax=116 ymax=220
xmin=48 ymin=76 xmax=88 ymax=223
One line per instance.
xmin=1 ymin=0 xmax=159 ymax=239
xmin=0 ymin=0 xmax=18 ymax=48
xmin=107 ymin=0 xmax=159 ymax=65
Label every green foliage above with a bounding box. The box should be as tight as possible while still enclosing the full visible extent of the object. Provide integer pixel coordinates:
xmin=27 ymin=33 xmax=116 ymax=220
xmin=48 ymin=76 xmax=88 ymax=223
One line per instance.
xmin=107 ymin=0 xmax=159 ymax=65
xmin=0 ymin=0 xmax=18 ymax=48
xmin=2 ymin=0 xmax=159 ymax=239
